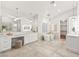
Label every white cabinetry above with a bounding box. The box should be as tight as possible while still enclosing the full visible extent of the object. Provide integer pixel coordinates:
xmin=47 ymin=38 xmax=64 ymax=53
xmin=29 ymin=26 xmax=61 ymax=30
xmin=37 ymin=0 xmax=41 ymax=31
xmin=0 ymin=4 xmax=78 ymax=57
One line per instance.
xmin=66 ymin=16 xmax=79 ymax=54
xmin=0 ymin=36 xmax=11 ymax=52
xmin=66 ymin=35 xmax=79 ymax=53
xmin=24 ymin=32 xmax=30 ymax=44
xmin=24 ymin=32 xmax=38 ymax=45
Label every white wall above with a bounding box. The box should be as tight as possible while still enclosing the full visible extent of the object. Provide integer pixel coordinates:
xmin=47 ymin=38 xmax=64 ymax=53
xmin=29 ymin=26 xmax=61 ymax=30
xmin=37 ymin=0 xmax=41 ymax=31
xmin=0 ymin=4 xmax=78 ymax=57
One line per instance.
xmin=77 ymin=2 xmax=79 ymax=16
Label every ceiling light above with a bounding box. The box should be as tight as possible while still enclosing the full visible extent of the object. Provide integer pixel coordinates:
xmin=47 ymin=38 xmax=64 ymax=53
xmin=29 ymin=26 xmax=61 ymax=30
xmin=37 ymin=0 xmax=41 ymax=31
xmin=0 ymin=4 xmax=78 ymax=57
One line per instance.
xmin=50 ymin=1 xmax=55 ymax=4
xmin=50 ymin=1 xmax=56 ymax=7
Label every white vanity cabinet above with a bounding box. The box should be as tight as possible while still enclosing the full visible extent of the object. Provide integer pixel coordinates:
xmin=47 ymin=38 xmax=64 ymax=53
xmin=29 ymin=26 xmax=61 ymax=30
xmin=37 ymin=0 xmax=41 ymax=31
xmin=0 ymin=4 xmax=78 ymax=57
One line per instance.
xmin=24 ymin=32 xmax=38 ymax=45
xmin=66 ymin=16 xmax=79 ymax=54
xmin=0 ymin=36 xmax=11 ymax=52
xmin=66 ymin=35 xmax=79 ymax=53
xmin=24 ymin=32 xmax=31 ymax=45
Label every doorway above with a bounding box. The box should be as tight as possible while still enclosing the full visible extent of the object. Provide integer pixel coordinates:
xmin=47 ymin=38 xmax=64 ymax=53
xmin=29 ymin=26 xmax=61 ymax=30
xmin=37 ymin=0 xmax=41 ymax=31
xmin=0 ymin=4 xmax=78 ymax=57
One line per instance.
xmin=60 ymin=20 xmax=67 ymax=40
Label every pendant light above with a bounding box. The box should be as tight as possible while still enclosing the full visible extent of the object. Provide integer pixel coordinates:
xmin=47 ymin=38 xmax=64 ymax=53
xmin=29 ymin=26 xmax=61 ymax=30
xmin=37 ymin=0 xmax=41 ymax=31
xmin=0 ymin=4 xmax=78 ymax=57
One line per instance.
xmin=14 ymin=7 xmax=20 ymax=21
xmin=13 ymin=7 xmax=21 ymax=32
xmin=50 ymin=1 xmax=56 ymax=7
xmin=16 ymin=7 xmax=19 ymax=18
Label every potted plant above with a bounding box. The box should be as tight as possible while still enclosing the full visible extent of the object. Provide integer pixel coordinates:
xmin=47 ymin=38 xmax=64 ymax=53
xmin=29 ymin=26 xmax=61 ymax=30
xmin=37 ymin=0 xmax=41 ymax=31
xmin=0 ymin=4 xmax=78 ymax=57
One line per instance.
xmin=2 ymin=25 xmax=7 ymax=32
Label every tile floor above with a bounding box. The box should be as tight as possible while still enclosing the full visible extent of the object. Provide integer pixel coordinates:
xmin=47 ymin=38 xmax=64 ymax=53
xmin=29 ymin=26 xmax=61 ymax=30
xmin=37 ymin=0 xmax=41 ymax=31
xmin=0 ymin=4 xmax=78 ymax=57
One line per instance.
xmin=0 ymin=39 xmax=79 ymax=57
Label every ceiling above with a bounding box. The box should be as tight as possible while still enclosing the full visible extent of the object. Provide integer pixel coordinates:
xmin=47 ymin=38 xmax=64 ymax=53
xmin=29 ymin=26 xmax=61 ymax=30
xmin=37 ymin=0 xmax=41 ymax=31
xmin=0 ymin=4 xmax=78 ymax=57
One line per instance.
xmin=0 ymin=1 xmax=78 ymax=19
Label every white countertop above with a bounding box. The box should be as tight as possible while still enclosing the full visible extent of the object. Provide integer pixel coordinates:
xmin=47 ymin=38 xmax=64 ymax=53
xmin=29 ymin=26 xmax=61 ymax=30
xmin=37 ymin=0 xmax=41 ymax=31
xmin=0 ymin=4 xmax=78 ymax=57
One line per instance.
xmin=67 ymin=34 xmax=79 ymax=37
xmin=0 ymin=31 xmax=37 ymax=39
xmin=0 ymin=32 xmax=24 ymax=39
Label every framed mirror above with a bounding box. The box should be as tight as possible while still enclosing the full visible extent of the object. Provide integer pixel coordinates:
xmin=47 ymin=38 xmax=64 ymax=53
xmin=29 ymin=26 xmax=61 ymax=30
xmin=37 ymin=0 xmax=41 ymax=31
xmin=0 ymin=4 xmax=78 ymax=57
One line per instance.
xmin=22 ymin=25 xmax=32 ymax=32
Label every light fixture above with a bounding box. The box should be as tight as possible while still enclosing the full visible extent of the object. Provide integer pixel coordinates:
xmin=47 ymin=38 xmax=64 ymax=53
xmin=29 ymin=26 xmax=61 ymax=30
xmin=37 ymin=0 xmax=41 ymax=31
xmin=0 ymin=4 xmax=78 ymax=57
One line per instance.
xmin=16 ymin=8 xmax=19 ymax=17
xmin=50 ymin=1 xmax=56 ymax=7
xmin=50 ymin=1 xmax=55 ymax=4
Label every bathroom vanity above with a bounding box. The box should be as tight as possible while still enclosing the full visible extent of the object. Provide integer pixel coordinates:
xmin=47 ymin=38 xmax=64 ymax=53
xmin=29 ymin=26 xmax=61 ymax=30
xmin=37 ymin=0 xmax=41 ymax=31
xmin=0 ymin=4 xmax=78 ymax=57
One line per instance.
xmin=66 ymin=34 xmax=79 ymax=54
xmin=0 ymin=32 xmax=24 ymax=52
xmin=66 ymin=16 xmax=79 ymax=54
xmin=24 ymin=31 xmax=38 ymax=45
xmin=0 ymin=32 xmax=38 ymax=52
xmin=0 ymin=34 xmax=11 ymax=52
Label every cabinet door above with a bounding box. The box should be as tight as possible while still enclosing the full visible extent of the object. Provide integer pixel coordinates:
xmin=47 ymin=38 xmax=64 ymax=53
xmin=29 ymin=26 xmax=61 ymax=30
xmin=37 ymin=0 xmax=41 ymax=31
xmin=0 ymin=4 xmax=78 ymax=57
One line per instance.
xmin=24 ymin=33 xmax=38 ymax=45
xmin=66 ymin=36 xmax=75 ymax=48
xmin=30 ymin=33 xmax=37 ymax=42
xmin=0 ymin=37 xmax=11 ymax=52
xmin=66 ymin=36 xmax=79 ymax=52
xmin=24 ymin=33 xmax=31 ymax=45
xmin=3 ymin=38 xmax=11 ymax=49
xmin=71 ymin=37 xmax=79 ymax=50
xmin=0 ymin=38 xmax=4 ymax=52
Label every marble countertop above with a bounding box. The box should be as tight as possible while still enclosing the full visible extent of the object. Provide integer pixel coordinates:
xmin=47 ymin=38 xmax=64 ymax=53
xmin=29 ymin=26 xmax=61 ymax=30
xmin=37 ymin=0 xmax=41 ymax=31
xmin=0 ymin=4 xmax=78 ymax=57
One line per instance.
xmin=67 ymin=34 xmax=79 ymax=36
xmin=0 ymin=32 xmax=24 ymax=39
xmin=0 ymin=31 xmax=37 ymax=39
